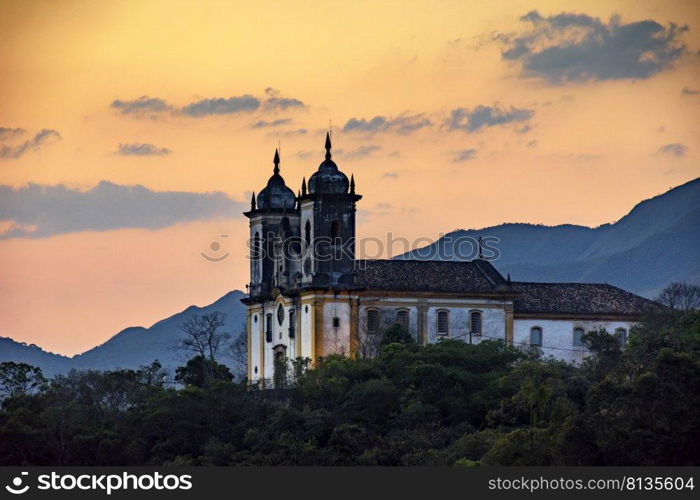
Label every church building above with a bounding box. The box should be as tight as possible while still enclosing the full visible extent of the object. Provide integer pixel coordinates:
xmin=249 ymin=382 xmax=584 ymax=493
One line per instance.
xmin=242 ymin=134 xmax=656 ymax=384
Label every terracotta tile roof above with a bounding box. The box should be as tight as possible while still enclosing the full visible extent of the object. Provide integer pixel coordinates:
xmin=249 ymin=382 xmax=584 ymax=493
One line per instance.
xmin=511 ymin=281 xmax=658 ymax=316
xmin=355 ymin=259 xmax=507 ymax=293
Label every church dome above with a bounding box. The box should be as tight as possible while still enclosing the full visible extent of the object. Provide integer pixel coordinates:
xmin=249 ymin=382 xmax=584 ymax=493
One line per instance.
xmin=256 ymin=150 xmax=296 ymax=210
xmin=308 ymin=133 xmax=349 ymax=194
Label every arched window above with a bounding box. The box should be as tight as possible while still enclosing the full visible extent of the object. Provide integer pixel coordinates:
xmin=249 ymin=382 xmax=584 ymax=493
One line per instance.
xmin=304 ymin=220 xmax=311 ymax=245
xmin=330 ymin=220 xmax=340 ymax=240
xmin=437 ymin=310 xmax=449 ymax=336
xmin=288 ymin=309 xmax=295 ymax=338
xmin=367 ymin=309 xmax=380 ymax=335
xmin=530 ymin=326 xmax=543 ymax=346
xmin=573 ymin=327 xmax=585 ymax=347
xmin=395 ymin=309 xmax=409 ymax=329
xmin=469 ymin=310 xmax=482 ymax=335
xmin=265 ymin=314 xmax=273 ymax=343
xmin=615 ymin=327 xmax=628 ymax=346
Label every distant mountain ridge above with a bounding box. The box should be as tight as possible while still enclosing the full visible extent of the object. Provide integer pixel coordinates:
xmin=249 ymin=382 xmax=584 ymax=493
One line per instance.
xmin=0 ymin=290 xmax=247 ymax=377
xmin=395 ymin=177 xmax=700 ymax=298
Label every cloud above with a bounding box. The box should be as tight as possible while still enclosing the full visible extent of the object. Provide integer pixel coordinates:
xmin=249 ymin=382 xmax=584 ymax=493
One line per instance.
xmin=263 ymin=97 xmax=305 ymax=111
xmin=452 ymin=149 xmax=478 ymax=162
xmin=0 ymin=129 xmax=61 ymax=160
xmin=342 ymin=113 xmax=432 ymax=134
xmin=111 ymin=96 xmax=171 ymax=116
xmin=498 ymin=11 xmax=688 ymax=84
xmin=336 ymin=145 xmax=381 ymax=160
xmin=657 ymin=143 xmax=687 ymax=157
xmin=682 ymin=87 xmax=698 ymax=95
xmin=0 ymin=181 xmax=243 ymax=239
xmin=252 ymin=118 xmax=293 ymax=128
xmin=181 ymin=95 xmax=260 ymax=117
xmin=115 ymin=143 xmax=172 ymax=156
xmin=0 ymin=127 xmax=25 ymax=140
xmin=383 ymin=171 xmax=399 ymax=179
xmin=295 ymin=150 xmax=315 ymax=160
xmin=445 ymin=104 xmax=534 ymax=132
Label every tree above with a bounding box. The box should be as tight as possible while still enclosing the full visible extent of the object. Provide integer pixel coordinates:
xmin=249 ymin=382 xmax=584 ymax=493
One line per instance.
xmin=229 ymin=321 xmax=248 ymax=375
xmin=657 ymin=282 xmax=700 ymax=311
xmin=380 ymin=324 xmax=415 ymax=346
xmin=175 ymin=356 xmax=233 ymax=388
xmin=0 ymin=362 xmax=47 ymax=399
xmin=178 ymin=312 xmax=230 ymax=361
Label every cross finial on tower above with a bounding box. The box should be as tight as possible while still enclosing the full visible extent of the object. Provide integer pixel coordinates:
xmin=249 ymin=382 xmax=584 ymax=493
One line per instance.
xmin=325 ymin=131 xmax=332 ymax=160
xmin=273 ymin=149 xmax=280 ymax=174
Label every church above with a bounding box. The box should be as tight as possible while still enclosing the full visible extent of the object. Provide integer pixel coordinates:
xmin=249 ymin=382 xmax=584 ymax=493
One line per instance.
xmin=242 ymin=134 xmax=656 ymax=384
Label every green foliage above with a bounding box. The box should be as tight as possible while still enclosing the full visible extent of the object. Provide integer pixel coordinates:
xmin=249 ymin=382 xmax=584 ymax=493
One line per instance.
xmin=1 ymin=312 xmax=699 ymax=465
xmin=380 ymin=324 xmax=415 ymax=346
xmin=174 ymin=356 xmax=233 ymax=388
xmin=0 ymin=362 xmax=47 ymax=399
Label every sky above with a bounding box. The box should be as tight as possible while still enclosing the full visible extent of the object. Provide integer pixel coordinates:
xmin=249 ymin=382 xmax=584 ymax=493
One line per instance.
xmin=0 ymin=0 xmax=699 ymax=356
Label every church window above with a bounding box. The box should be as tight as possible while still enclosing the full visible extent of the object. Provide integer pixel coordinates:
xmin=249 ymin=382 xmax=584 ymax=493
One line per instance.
xmin=469 ymin=310 xmax=482 ymax=335
xmin=530 ymin=327 xmax=543 ymax=346
xmin=395 ymin=309 xmax=409 ymax=329
xmin=277 ymin=303 xmax=285 ymax=326
xmin=333 ymin=317 xmax=340 ymax=328
xmin=305 ymin=220 xmax=311 ymax=245
xmin=573 ymin=327 xmax=585 ymax=347
xmin=265 ymin=314 xmax=272 ymax=343
xmin=253 ymin=232 xmax=261 ymax=259
xmin=330 ymin=220 xmax=340 ymax=240
xmin=437 ymin=310 xmax=449 ymax=336
xmin=367 ymin=309 xmax=380 ymax=335
xmin=615 ymin=328 xmax=628 ymax=346
xmin=288 ymin=309 xmax=295 ymax=338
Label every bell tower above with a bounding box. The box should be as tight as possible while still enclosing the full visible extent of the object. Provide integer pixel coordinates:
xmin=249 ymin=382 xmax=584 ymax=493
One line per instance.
xmin=298 ymin=133 xmax=361 ymax=288
xmin=244 ymin=149 xmax=298 ymax=297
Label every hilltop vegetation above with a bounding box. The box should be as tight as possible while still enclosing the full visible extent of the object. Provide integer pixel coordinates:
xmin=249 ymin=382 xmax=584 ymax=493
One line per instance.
xmin=1 ymin=304 xmax=698 ymax=466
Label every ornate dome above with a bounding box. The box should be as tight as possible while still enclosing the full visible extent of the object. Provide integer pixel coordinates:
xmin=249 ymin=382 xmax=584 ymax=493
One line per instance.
xmin=308 ymin=133 xmax=349 ymax=194
xmin=256 ymin=150 xmax=296 ymax=210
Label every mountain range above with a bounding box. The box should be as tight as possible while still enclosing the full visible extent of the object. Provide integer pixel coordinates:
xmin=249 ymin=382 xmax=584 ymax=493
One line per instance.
xmin=1 ymin=177 xmax=698 ymax=376
xmin=0 ymin=291 xmax=247 ymax=377
xmin=396 ymin=177 xmax=700 ymax=299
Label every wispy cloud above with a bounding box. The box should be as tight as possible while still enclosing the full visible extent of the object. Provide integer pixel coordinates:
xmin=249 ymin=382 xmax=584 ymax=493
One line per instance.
xmin=343 ymin=113 xmax=432 ymax=135
xmin=657 ymin=143 xmax=687 ymax=157
xmin=445 ymin=104 xmax=534 ymax=132
xmin=252 ymin=118 xmax=292 ymax=128
xmin=0 ymin=127 xmax=25 ymax=140
xmin=180 ymin=95 xmax=261 ymax=117
xmin=0 ymin=129 xmax=61 ymax=160
xmin=115 ymin=143 xmax=172 ymax=156
xmin=452 ymin=149 xmax=478 ymax=162
xmin=336 ymin=145 xmax=381 ymax=160
xmin=681 ymin=87 xmax=698 ymax=96
xmin=0 ymin=181 xmax=243 ymax=239
xmin=110 ymin=96 xmax=171 ymax=116
xmin=496 ymin=11 xmax=688 ymax=84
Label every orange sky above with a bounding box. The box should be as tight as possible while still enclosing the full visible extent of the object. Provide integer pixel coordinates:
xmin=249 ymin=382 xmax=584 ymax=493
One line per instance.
xmin=0 ymin=0 xmax=699 ymax=355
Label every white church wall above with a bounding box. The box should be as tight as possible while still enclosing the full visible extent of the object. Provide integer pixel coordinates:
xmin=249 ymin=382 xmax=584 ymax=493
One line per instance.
xmin=323 ymin=301 xmax=352 ymax=356
xmin=249 ymin=309 xmax=262 ymax=382
xmin=300 ymin=301 xmax=313 ymax=359
xmin=513 ymin=318 xmax=636 ymax=364
xmin=426 ymin=305 xmax=506 ymax=344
